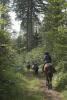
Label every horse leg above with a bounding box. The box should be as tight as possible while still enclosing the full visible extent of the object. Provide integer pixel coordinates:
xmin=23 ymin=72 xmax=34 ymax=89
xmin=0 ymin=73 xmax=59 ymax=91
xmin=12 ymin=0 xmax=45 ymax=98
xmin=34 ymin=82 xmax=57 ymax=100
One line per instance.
xmin=49 ymin=74 xmax=52 ymax=89
xmin=37 ymin=69 xmax=38 ymax=75
xmin=48 ymin=77 xmax=50 ymax=89
xmin=45 ymin=75 xmax=52 ymax=89
xmin=47 ymin=73 xmax=51 ymax=89
xmin=35 ymin=69 xmax=37 ymax=75
xmin=45 ymin=75 xmax=49 ymax=87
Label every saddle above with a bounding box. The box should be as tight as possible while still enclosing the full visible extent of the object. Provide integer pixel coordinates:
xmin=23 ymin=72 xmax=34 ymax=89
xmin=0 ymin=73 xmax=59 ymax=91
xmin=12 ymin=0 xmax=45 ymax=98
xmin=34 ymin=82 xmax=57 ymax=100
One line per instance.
xmin=44 ymin=63 xmax=53 ymax=74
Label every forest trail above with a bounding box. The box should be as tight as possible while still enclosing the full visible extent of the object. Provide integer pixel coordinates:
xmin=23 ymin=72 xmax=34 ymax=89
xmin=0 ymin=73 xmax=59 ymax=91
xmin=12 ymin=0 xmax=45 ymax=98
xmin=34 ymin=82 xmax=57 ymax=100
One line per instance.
xmin=24 ymin=71 xmax=63 ymax=100
xmin=39 ymin=78 xmax=62 ymax=100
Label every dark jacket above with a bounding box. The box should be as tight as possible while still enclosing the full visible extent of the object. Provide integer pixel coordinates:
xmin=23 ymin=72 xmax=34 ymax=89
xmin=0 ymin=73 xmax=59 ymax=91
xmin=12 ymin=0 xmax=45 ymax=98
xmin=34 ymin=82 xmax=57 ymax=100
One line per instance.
xmin=34 ymin=62 xmax=39 ymax=70
xmin=44 ymin=54 xmax=52 ymax=64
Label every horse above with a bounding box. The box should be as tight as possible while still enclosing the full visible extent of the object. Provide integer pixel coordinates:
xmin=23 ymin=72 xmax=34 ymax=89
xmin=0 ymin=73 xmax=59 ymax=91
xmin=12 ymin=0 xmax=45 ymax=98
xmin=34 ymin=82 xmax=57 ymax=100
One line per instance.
xmin=34 ymin=66 xmax=39 ymax=75
xmin=44 ymin=63 xmax=54 ymax=89
xmin=26 ymin=63 xmax=30 ymax=71
xmin=32 ymin=62 xmax=39 ymax=75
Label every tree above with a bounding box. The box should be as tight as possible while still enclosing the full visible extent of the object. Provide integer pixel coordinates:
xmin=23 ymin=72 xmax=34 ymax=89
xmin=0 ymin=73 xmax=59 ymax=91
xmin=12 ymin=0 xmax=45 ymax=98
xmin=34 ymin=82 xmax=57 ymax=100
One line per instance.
xmin=13 ymin=0 xmax=46 ymax=51
xmin=0 ymin=0 xmax=10 ymax=30
xmin=41 ymin=0 xmax=67 ymax=63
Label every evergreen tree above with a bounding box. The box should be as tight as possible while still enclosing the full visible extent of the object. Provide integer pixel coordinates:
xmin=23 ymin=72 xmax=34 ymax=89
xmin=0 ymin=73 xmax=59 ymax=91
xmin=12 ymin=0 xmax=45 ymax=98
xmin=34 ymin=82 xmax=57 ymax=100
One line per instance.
xmin=42 ymin=0 xmax=67 ymax=64
xmin=13 ymin=0 xmax=45 ymax=51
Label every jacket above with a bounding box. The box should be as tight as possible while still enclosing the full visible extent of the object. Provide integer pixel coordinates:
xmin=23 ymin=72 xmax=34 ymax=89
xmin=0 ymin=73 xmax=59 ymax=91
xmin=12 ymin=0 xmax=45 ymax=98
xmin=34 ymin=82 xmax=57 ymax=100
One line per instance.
xmin=44 ymin=54 xmax=51 ymax=64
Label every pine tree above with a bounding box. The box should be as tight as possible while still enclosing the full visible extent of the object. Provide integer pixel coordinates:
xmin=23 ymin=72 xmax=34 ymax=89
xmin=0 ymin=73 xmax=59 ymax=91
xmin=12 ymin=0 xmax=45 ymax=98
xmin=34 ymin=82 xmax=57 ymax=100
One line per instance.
xmin=13 ymin=0 xmax=45 ymax=51
xmin=42 ymin=0 xmax=67 ymax=63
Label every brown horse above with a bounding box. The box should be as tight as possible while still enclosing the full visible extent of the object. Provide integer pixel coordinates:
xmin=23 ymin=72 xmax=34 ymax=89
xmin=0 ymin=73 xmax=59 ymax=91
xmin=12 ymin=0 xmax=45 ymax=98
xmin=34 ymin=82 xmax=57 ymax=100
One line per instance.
xmin=44 ymin=63 xmax=54 ymax=89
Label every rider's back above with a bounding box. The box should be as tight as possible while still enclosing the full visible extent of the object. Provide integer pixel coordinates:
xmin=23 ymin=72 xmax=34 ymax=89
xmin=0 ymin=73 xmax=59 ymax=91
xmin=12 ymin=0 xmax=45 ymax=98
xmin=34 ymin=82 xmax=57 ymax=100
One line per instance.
xmin=44 ymin=54 xmax=51 ymax=64
xmin=34 ymin=62 xmax=38 ymax=70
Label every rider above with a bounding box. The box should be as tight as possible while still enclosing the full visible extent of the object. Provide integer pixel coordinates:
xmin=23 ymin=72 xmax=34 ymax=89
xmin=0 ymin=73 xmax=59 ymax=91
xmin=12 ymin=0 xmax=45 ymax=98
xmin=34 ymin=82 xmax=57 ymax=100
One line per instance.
xmin=34 ymin=61 xmax=39 ymax=74
xmin=44 ymin=51 xmax=52 ymax=64
xmin=32 ymin=61 xmax=35 ymax=69
xmin=44 ymin=51 xmax=56 ymax=73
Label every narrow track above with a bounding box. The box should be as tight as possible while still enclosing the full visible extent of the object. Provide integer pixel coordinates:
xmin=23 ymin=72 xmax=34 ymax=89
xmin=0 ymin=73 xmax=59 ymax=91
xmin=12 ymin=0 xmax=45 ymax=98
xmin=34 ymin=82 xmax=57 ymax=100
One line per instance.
xmin=40 ymin=79 xmax=62 ymax=100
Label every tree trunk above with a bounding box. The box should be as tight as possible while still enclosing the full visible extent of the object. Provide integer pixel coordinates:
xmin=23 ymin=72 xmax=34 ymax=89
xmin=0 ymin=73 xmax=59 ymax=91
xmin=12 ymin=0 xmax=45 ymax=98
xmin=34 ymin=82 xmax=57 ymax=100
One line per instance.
xmin=27 ymin=0 xmax=33 ymax=51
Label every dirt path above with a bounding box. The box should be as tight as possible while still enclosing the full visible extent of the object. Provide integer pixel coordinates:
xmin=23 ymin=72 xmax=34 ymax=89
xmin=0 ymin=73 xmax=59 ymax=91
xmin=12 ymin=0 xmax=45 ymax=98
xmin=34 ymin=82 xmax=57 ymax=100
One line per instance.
xmin=24 ymin=71 xmax=63 ymax=100
xmin=40 ymin=79 xmax=62 ymax=100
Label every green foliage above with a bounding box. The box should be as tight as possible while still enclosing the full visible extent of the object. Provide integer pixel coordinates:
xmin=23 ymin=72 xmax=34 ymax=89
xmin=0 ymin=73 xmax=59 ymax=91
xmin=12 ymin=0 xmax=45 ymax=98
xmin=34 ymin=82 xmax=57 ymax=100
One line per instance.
xmin=60 ymin=90 xmax=67 ymax=100
xmin=0 ymin=2 xmax=18 ymax=99
xmin=39 ymin=0 xmax=67 ymax=92
xmin=53 ymin=61 xmax=67 ymax=91
xmin=21 ymin=46 xmax=45 ymax=67
xmin=0 ymin=68 xmax=45 ymax=100
xmin=13 ymin=0 xmax=45 ymax=51
xmin=0 ymin=0 xmax=67 ymax=99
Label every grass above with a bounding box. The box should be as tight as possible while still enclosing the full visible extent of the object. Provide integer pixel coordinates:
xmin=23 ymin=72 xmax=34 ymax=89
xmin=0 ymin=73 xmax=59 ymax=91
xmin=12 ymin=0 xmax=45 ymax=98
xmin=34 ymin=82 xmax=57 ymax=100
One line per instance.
xmin=60 ymin=90 xmax=67 ymax=100
xmin=0 ymin=69 xmax=46 ymax=100
xmin=23 ymin=92 xmax=45 ymax=100
xmin=52 ymin=71 xmax=67 ymax=100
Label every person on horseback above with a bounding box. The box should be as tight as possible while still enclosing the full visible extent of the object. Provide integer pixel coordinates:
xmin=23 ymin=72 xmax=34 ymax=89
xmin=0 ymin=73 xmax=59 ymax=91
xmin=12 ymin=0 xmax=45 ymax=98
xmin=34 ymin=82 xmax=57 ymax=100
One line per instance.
xmin=42 ymin=51 xmax=52 ymax=73
xmin=34 ymin=61 xmax=39 ymax=75
xmin=43 ymin=51 xmax=56 ymax=89
xmin=43 ymin=51 xmax=53 ymax=88
xmin=32 ymin=61 xmax=35 ymax=70
xmin=44 ymin=51 xmax=52 ymax=64
xmin=44 ymin=51 xmax=56 ymax=73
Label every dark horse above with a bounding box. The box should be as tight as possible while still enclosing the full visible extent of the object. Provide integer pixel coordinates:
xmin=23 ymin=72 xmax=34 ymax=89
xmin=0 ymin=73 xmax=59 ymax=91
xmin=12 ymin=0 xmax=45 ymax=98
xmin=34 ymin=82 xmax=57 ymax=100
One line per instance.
xmin=33 ymin=61 xmax=39 ymax=75
xmin=26 ymin=62 xmax=30 ymax=71
xmin=34 ymin=66 xmax=39 ymax=75
xmin=44 ymin=63 xmax=55 ymax=89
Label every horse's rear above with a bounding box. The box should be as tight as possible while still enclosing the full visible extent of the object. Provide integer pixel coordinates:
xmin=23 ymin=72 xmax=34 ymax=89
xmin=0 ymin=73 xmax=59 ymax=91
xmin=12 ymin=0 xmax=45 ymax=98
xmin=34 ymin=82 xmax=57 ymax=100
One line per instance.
xmin=44 ymin=63 xmax=53 ymax=89
xmin=27 ymin=65 xmax=30 ymax=71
